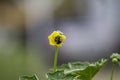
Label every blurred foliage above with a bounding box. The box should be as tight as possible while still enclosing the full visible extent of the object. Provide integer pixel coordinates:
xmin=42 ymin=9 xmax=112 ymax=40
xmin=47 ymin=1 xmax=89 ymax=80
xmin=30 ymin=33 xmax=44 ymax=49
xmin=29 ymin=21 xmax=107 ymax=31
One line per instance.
xmin=55 ymin=0 xmax=87 ymax=19
xmin=19 ymin=75 xmax=39 ymax=80
xmin=0 ymin=45 xmax=46 ymax=80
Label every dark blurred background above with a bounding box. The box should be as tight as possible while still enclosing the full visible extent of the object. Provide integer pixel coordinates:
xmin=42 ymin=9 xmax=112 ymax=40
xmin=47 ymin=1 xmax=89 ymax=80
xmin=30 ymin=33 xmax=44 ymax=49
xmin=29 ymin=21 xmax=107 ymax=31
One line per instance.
xmin=0 ymin=0 xmax=120 ymax=80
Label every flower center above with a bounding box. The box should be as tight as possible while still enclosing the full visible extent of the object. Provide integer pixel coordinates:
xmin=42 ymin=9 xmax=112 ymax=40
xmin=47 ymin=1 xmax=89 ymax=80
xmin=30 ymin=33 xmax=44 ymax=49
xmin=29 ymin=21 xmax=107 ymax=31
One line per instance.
xmin=55 ymin=36 xmax=62 ymax=44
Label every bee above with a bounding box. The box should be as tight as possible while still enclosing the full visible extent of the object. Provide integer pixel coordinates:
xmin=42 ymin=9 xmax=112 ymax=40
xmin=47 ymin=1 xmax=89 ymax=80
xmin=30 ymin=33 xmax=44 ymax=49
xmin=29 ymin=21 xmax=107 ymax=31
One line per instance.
xmin=55 ymin=36 xmax=62 ymax=44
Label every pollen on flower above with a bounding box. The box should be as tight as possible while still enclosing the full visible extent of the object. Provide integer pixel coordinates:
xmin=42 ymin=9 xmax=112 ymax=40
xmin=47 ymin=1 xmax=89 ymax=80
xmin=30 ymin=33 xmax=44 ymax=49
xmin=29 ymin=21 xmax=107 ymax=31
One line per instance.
xmin=56 ymin=30 xmax=63 ymax=35
xmin=48 ymin=30 xmax=66 ymax=47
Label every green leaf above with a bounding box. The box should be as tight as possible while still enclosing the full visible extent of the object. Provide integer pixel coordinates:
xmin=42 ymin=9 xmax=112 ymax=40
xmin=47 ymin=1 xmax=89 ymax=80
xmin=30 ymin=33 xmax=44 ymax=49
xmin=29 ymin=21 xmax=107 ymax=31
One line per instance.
xmin=46 ymin=71 xmax=76 ymax=80
xmin=19 ymin=75 xmax=39 ymax=80
xmin=46 ymin=58 xmax=107 ymax=80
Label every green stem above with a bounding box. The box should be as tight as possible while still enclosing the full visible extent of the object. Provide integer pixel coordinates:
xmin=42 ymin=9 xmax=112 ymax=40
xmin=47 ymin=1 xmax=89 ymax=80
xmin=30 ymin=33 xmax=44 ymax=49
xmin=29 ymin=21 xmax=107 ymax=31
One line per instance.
xmin=110 ymin=63 xmax=116 ymax=80
xmin=54 ymin=46 xmax=59 ymax=72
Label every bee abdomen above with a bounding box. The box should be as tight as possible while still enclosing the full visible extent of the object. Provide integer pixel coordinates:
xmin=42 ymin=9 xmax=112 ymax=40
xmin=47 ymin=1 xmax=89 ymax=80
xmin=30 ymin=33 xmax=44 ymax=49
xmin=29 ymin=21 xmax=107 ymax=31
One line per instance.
xmin=55 ymin=36 xmax=62 ymax=44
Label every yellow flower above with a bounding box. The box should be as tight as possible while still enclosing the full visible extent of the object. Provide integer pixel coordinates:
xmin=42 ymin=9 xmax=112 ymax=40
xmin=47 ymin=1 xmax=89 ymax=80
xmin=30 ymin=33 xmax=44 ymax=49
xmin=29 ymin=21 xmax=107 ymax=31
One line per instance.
xmin=48 ymin=30 xmax=66 ymax=47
